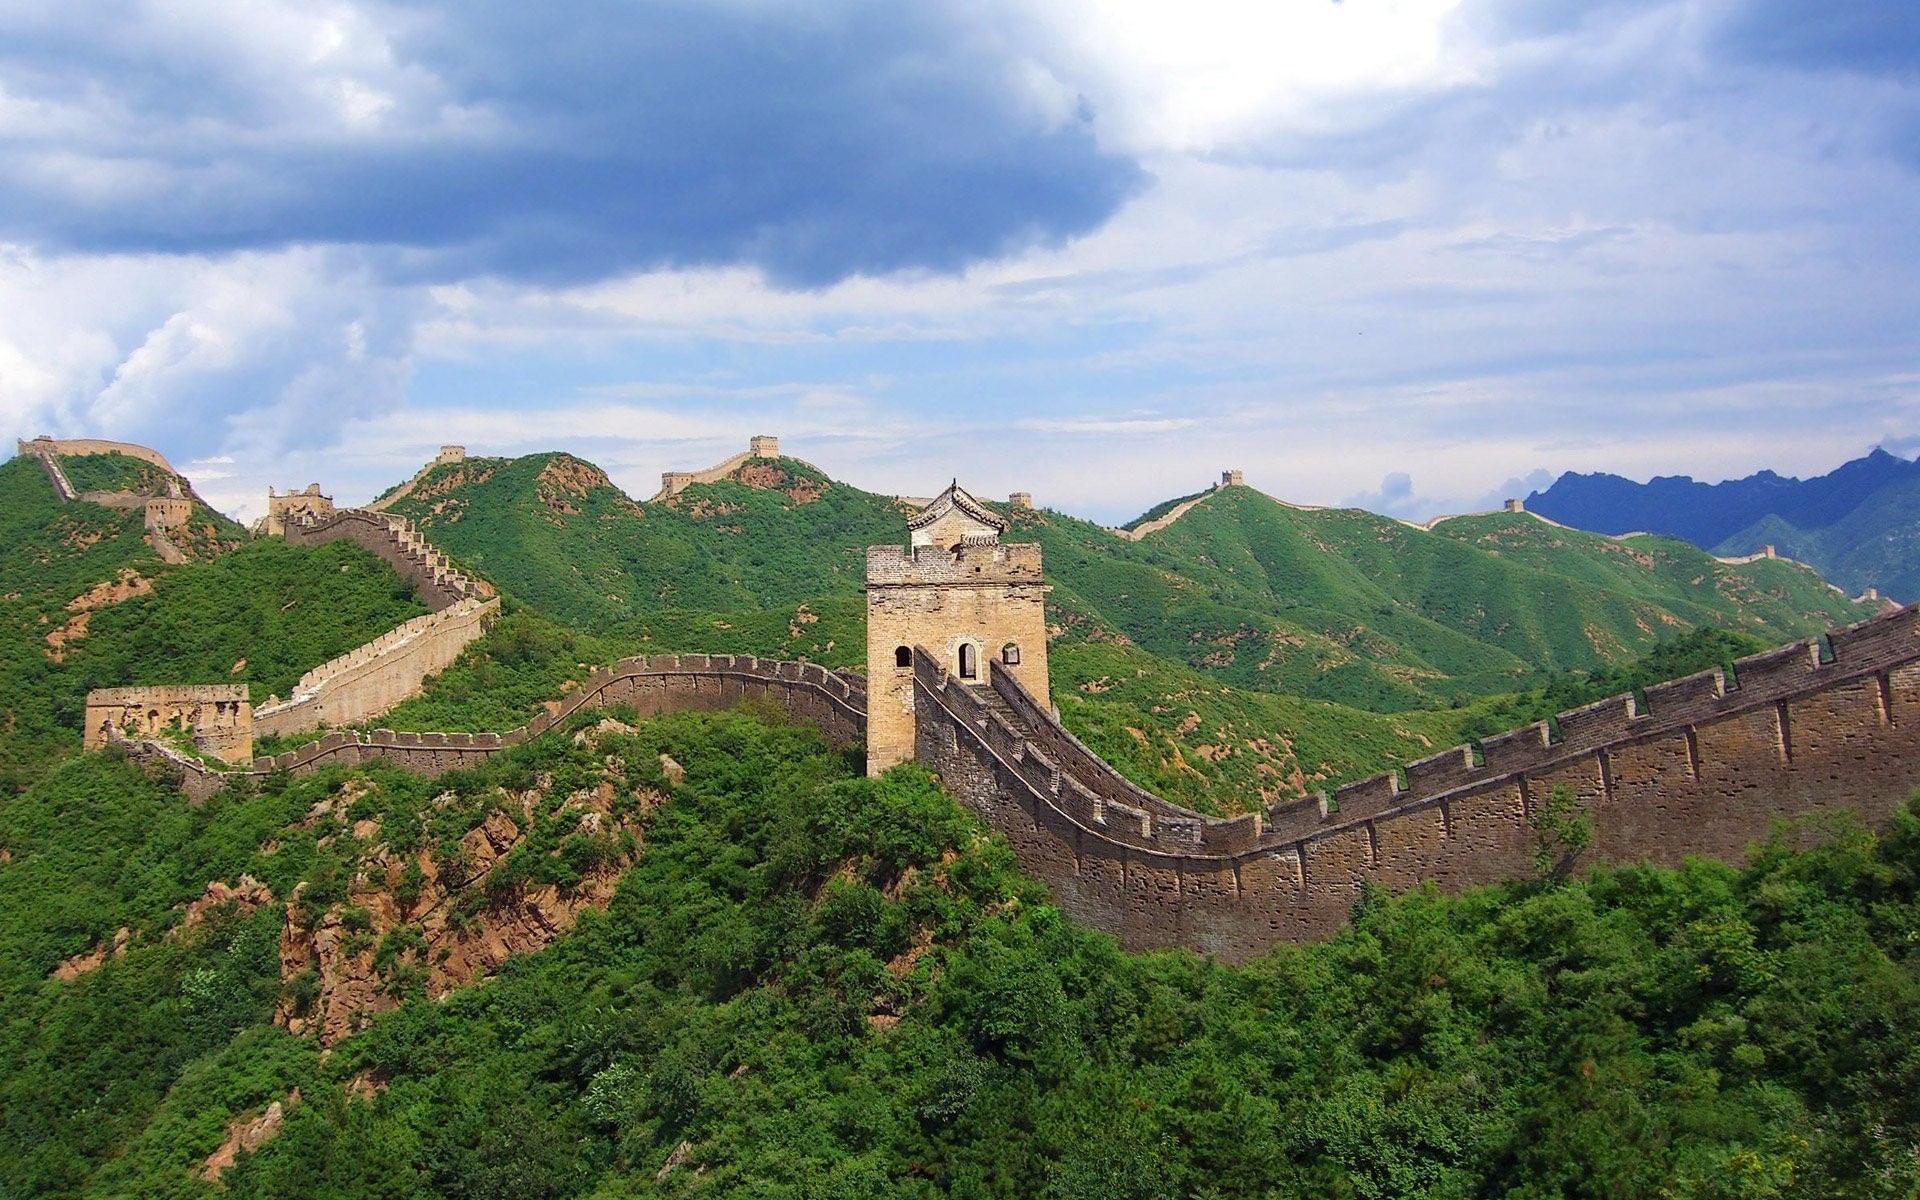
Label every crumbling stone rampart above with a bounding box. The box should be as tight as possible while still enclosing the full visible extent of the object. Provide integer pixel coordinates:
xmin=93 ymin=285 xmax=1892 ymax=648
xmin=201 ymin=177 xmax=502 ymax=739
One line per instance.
xmin=86 ymin=684 xmax=252 ymax=764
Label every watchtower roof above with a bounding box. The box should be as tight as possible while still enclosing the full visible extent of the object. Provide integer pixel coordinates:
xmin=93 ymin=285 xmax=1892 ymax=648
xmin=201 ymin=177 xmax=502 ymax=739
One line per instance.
xmin=908 ymin=480 xmax=1005 ymax=537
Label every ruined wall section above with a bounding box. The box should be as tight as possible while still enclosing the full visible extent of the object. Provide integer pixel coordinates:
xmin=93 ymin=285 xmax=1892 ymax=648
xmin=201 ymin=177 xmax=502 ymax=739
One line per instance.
xmin=87 ymin=685 xmax=253 ymax=764
xmin=253 ymin=597 xmax=500 ymax=736
xmin=121 ymin=655 xmax=867 ymax=799
xmin=911 ymin=605 xmax=1920 ymax=960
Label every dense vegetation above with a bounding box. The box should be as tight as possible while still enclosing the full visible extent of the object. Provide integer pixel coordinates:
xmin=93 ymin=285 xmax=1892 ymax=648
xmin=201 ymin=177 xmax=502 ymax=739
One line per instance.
xmin=3 ymin=710 xmax=1918 ymax=1197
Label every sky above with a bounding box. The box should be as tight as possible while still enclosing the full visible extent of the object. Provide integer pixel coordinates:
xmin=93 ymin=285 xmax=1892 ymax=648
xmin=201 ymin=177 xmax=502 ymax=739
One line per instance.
xmin=2 ymin=0 xmax=1918 ymax=525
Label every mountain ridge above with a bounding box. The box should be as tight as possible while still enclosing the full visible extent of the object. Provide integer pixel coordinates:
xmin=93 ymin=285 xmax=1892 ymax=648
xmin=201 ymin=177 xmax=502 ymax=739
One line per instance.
xmin=1528 ymin=446 xmax=1920 ymax=600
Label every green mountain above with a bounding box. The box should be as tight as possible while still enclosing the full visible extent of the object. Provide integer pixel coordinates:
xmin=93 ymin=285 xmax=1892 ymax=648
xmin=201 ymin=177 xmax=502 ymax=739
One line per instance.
xmin=1714 ymin=472 xmax=1920 ymax=602
xmin=5 ymin=706 xmax=1918 ymax=1197
xmin=382 ymin=454 xmax=1874 ymax=717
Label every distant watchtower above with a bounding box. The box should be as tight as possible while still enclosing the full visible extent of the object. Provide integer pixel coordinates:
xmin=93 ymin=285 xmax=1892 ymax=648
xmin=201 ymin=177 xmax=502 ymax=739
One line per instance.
xmin=865 ymin=481 xmax=1051 ymax=775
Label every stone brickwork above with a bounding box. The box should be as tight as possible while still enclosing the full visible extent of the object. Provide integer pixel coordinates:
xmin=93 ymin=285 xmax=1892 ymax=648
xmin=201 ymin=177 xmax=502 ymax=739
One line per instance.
xmin=652 ymin=434 xmax=802 ymax=499
xmin=17 ymin=436 xmax=176 ymax=474
xmin=254 ymin=597 xmax=500 ymax=736
xmin=86 ymin=684 xmax=253 ymax=764
xmin=865 ymin=482 xmax=1050 ymax=775
xmin=908 ymin=604 xmax=1920 ymax=960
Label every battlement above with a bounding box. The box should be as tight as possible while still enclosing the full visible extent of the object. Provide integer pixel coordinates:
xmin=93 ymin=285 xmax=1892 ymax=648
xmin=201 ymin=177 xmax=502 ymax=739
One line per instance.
xmin=436 ymin=445 xmax=466 ymax=465
xmin=254 ymin=597 xmax=499 ymax=735
xmin=1221 ymin=469 xmax=1244 ymax=486
xmin=281 ymin=509 xmax=488 ymax=611
xmin=1009 ymin=492 xmax=1033 ymax=509
xmin=864 ymin=541 xmax=1045 ymax=584
xmin=653 ymin=435 xmax=795 ymax=499
xmin=117 ymin=651 xmax=868 ymax=801
xmin=17 ymin=436 xmax=176 ymax=474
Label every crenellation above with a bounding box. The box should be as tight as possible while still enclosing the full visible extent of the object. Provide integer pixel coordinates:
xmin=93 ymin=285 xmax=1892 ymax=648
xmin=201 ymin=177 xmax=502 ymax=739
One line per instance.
xmin=1728 ymin=640 xmax=1824 ymax=699
xmin=1477 ymin=721 xmax=1553 ymax=774
xmin=1330 ymin=771 xmax=1401 ymax=821
xmin=1401 ymin=745 xmax=1478 ymax=795
xmin=1553 ymin=693 xmax=1639 ymax=750
xmin=1641 ymin=668 xmax=1727 ymax=721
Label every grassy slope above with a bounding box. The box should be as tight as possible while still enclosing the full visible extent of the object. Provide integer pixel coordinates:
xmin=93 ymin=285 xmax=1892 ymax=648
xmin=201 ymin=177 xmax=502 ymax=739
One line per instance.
xmin=59 ymin=452 xmax=248 ymax=547
xmin=365 ymin=453 xmax=1877 ymax=812
xmin=2 ymin=710 xmax=1917 ymax=1197
xmin=1019 ymin=490 xmax=1871 ymax=709
xmin=383 ymin=455 xmax=1871 ymax=711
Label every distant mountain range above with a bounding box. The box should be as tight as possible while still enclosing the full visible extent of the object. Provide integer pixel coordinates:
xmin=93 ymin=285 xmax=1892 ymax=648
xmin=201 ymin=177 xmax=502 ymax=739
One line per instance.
xmin=1527 ymin=447 xmax=1920 ymax=602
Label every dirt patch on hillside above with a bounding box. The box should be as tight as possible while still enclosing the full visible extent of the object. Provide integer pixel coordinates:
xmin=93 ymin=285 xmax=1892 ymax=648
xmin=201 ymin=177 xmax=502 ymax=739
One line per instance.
xmin=734 ymin=463 xmax=828 ymax=505
xmin=45 ymin=568 xmax=152 ymax=660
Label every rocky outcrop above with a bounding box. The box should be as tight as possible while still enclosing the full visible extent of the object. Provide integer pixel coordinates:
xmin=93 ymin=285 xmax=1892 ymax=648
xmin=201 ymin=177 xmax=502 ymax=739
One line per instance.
xmin=198 ymin=1092 xmax=296 ymax=1182
xmin=275 ymin=755 xmax=660 ymax=1046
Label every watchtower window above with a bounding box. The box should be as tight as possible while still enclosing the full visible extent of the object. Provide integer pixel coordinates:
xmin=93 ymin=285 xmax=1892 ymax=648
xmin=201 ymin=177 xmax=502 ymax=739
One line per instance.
xmin=958 ymin=643 xmax=978 ymax=679
xmin=1001 ymin=642 xmax=1021 ymax=666
xmin=894 ymin=645 xmax=912 ymax=669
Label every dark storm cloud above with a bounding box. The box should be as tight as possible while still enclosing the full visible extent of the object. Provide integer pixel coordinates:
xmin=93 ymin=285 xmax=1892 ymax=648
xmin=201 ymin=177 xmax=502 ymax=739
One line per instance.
xmin=0 ymin=1 xmax=1143 ymax=286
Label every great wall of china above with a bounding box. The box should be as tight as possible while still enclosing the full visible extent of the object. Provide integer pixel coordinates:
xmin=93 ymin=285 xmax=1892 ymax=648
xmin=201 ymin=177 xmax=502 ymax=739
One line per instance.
xmin=116 ymin=598 xmax=1920 ymax=961
xmin=18 ymin=436 xmax=199 ymax=564
xmin=49 ymin=438 xmax=1920 ymax=959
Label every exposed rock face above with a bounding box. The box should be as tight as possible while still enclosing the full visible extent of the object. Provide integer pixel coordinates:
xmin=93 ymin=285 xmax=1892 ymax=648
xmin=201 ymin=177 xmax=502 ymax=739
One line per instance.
xmin=51 ymin=927 xmax=131 ymax=980
xmin=199 ymin=1091 xmax=297 ymax=1181
xmin=276 ymin=775 xmax=659 ymax=1046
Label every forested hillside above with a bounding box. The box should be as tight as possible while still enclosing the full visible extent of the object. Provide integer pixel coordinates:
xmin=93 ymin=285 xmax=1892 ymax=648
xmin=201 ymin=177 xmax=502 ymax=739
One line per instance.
xmin=4 ymin=707 xmax=1917 ymax=1197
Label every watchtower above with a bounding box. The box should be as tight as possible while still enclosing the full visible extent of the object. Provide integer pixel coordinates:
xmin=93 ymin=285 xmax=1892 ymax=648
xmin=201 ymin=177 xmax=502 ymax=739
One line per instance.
xmin=865 ymin=481 xmax=1051 ymax=775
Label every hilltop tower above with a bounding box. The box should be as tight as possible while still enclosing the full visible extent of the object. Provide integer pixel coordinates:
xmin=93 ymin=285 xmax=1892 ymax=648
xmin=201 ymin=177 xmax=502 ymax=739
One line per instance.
xmin=865 ymin=481 xmax=1051 ymax=775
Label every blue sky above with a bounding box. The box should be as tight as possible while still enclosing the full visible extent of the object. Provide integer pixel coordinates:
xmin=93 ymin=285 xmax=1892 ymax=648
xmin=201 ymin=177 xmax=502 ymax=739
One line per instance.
xmin=2 ymin=0 xmax=1917 ymax=524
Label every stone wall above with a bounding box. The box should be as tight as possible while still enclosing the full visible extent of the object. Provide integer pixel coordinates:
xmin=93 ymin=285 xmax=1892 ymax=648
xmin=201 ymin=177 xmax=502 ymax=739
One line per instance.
xmin=129 ymin=654 xmax=867 ymax=801
xmin=281 ymin=509 xmax=488 ymax=611
xmin=86 ymin=685 xmax=253 ymax=764
xmin=652 ymin=435 xmax=807 ymax=499
xmin=254 ymin=597 xmax=500 ymax=735
xmin=908 ymin=605 xmax=1920 ymax=961
xmin=17 ymin=436 xmax=176 ymax=474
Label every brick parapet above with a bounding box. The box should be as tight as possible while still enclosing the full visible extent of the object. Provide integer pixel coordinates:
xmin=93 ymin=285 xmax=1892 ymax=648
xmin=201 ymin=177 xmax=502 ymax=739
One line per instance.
xmin=17 ymin=437 xmax=176 ymax=474
xmin=128 ymin=652 xmax=868 ymax=795
xmin=865 ymin=542 xmax=1044 ymax=585
xmin=907 ymin=604 xmax=1920 ymax=958
xmin=281 ymin=509 xmax=486 ymax=611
